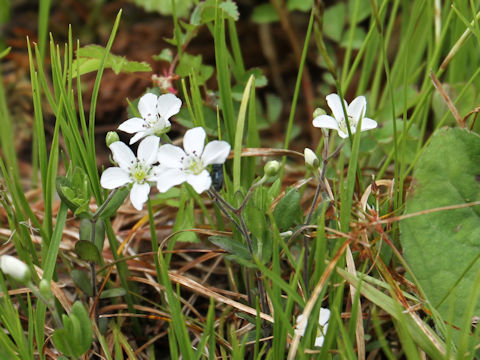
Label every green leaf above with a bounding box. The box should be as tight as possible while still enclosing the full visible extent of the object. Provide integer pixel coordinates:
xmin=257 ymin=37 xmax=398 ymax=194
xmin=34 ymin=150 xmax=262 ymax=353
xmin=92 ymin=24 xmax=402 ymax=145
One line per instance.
xmin=273 ymin=188 xmax=302 ymax=231
xmin=287 ymin=0 xmax=313 ymax=12
xmin=190 ymin=0 xmax=239 ymax=24
xmin=175 ymin=53 xmax=214 ymax=85
xmin=348 ymin=0 xmax=371 ymax=22
xmin=251 ymin=4 xmax=279 ymax=23
xmin=70 ymin=302 xmax=93 ymax=354
xmin=323 ymin=3 xmax=346 ymax=42
xmin=400 ymin=128 xmax=480 ymax=334
xmin=129 ymin=0 xmax=195 ymax=18
xmin=209 ymin=235 xmax=251 ymax=261
xmin=72 ymin=44 xmax=151 ymax=77
xmin=55 ymin=167 xmax=92 ymax=217
xmin=71 ymin=269 xmax=93 ymax=297
xmin=97 ymin=187 xmax=129 ymax=219
xmin=100 ymin=287 xmax=127 ymax=299
xmin=220 ymin=1 xmax=239 ymax=21
xmin=0 ymin=47 xmax=11 ymax=60
xmin=75 ymin=240 xmax=101 ymax=263
xmin=52 ymin=302 xmax=92 ymax=357
xmin=153 ymin=48 xmax=174 ymax=62
xmin=79 ymin=218 xmax=106 ymax=254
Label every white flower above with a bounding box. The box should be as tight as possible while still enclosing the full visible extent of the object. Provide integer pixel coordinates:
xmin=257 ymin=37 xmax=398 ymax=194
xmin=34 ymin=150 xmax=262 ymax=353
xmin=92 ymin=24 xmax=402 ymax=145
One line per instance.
xmin=313 ymin=93 xmax=377 ymax=138
xmin=294 ymin=307 xmax=330 ymax=347
xmin=156 ymin=127 xmax=230 ymax=194
xmin=100 ymin=136 xmax=161 ymax=210
xmin=118 ymin=93 xmax=182 ymax=144
xmin=0 ymin=255 xmax=31 ymax=283
xmin=304 ymin=148 xmax=319 ymax=169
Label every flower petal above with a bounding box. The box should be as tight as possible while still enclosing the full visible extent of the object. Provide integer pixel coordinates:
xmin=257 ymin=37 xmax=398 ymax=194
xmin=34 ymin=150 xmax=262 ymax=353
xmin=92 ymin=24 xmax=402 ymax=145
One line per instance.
xmin=359 ymin=117 xmax=378 ymax=131
xmin=201 ymin=140 xmax=231 ymax=165
xmin=326 ymin=93 xmax=348 ymax=121
xmin=184 ymin=127 xmax=206 ymax=156
xmin=100 ymin=167 xmax=131 ymax=189
xmin=156 ymin=168 xmax=187 ymax=192
xmin=138 ymin=93 xmax=159 ymax=122
xmin=129 ymin=131 xmax=148 ymax=145
xmin=319 ymin=307 xmax=331 ymax=326
xmin=337 ymin=129 xmax=350 ymax=138
xmin=137 ymin=136 xmax=159 ymax=165
xmin=313 ymin=115 xmax=340 ymax=130
xmin=118 ymin=117 xmax=146 ymax=133
xmin=109 ymin=141 xmax=136 ymax=170
xmin=314 ymin=335 xmax=325 ymax=347
xmin=348 ymin=95 xmax=367 ymax=120
xmin=158 ymin=144 xmax=186 ymax=168
xmin=157 ymin=93 xmax=182 ymax=120
xmin=186 ymin=170 xmax=211 ymax=194
xmin=130 ymin=182 xmax=150 ymax=210
xmin=294 ymin=314 xmax=306 ymax=336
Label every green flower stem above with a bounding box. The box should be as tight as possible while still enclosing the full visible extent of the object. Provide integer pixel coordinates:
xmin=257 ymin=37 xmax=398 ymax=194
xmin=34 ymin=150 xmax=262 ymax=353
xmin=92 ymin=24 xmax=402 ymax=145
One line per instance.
xmin=27 ymin=282 xmax=62 ymax=328
xmin=207 ymin=186 xmax=269 ymax=315
xmin=92 ymin=187 xmax=119 ymax=221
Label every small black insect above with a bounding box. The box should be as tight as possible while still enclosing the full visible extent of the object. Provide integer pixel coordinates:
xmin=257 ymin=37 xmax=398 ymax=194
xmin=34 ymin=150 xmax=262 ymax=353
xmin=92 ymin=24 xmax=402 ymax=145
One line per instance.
xmin=211 ymin=164 xmax=224 ymax=191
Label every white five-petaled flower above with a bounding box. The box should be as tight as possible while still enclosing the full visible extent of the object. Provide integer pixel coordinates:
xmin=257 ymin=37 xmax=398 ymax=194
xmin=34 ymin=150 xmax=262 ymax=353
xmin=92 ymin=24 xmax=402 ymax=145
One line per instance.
xmin=118 ymin=93 xmax=182 ymax=144
xmin=313 ymin=93 xmax=377 ymax=139
xmin=295 ymin=307 xmax=330 ymax=347
xmin=0 ymin=255 xmax=31 ymax=283
xmin=100 ymin=136 xmax=161 ymax=210
xmin=156 ymin=127 xmax=231 ymax=194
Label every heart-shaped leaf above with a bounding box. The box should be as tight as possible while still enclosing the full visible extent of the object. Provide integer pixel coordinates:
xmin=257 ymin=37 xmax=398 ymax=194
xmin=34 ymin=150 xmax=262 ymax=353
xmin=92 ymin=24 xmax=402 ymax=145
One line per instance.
xmin=400 ymin=128 xmax=480 ymax=334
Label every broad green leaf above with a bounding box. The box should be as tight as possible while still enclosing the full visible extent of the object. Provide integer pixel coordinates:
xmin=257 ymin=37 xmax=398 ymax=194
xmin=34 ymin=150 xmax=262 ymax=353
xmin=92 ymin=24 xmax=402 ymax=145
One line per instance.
xmin=79 ymin=218 xmax=106 ymax=254
xmin=273 ymin=188 xmax=302 ymax=231
xmin=348 ymin=0 xmax=371 ymax=22
xmin=52 ymin=302 xmax=92 ymax=358
xmin=323 ymin=3 xmax=346 ymax=42
xmin=400 ymin=128 xmax=480 ymax=334
xmin=72 ymin=44 xmax=151 ymax=76
xmin=432 ymin=82 xmax=478 ymax=128
xmin=75 ymin=240 xmax=101 ymax=263
xmin=71 ymin=269 xmax=93 ymax=297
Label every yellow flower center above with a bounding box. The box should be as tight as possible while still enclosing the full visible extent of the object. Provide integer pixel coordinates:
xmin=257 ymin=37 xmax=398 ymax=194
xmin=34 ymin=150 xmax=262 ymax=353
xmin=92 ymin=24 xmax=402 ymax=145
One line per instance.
xmin=130 ymin=162 xmax=150 ymax=183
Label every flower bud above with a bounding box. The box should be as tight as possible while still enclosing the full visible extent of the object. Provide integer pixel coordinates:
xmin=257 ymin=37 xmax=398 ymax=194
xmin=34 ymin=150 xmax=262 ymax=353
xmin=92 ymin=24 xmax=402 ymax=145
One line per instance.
xmin=304 ymin=148 xmax=320 ymax=170
xmin=313 ymin=107 xmax=326 ymax=118
xmin=105 ymin=131 xmax=120 ymax=147
xmin=264 ymin=160 xmax=280 ymax=177
xmin=0 ymin=255 xmax=31 ymax=283
xmin=39 ymin=279 xmax=52 ymax=299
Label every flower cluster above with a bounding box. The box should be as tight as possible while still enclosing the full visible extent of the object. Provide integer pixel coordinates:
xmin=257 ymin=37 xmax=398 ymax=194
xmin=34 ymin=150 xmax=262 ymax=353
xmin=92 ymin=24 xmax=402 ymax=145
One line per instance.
xmin=101 ymin=93 xmax=231 ymax=210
